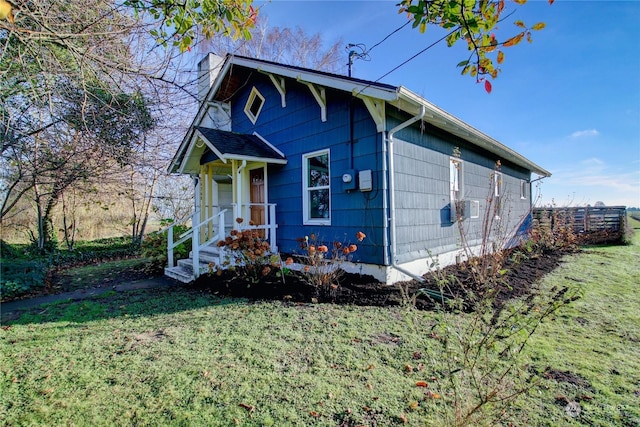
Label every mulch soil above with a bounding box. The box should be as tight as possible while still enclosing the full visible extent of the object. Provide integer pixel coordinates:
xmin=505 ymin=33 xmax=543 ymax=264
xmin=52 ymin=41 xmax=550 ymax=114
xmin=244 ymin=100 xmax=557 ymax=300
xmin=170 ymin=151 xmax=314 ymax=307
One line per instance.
xmin=187 ymin=248 xmax=570 ymax=310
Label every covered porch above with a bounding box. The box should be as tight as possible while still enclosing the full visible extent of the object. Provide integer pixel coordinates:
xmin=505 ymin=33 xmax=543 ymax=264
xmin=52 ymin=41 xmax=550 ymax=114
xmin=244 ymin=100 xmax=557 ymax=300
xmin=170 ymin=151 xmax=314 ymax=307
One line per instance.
xmin=165 ymin=127 xmax=287 ymax=283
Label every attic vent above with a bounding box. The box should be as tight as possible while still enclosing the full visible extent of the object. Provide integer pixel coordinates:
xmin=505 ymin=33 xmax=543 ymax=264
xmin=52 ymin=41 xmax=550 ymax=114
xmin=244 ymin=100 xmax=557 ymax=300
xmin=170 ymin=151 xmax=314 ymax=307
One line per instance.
xmin=244 ymin=87 xmax=265 ymax=124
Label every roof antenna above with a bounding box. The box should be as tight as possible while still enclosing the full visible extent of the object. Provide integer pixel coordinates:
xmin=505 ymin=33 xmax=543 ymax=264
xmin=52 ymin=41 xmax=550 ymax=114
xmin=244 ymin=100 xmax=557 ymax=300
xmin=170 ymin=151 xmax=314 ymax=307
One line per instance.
xmin=346 ymin=43 xmax=370 ymax=77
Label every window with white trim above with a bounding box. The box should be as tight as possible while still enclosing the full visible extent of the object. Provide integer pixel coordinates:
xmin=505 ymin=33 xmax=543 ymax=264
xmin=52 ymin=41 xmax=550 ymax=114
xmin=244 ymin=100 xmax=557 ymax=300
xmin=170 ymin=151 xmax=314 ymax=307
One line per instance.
xmin=450 ymin=158 xmax=463 ymax=202
xmin=450 ymin=158 xmax=463 ymax=222
xmin=303 ymin=150 xmax=331 ymax=225
xmin=520 ymin=179 xmax=528 ymax=199
xmin=244 ymin=87 xmax=265 ymax=124
xmin=494 ymin=171 xmax=503 ymax=197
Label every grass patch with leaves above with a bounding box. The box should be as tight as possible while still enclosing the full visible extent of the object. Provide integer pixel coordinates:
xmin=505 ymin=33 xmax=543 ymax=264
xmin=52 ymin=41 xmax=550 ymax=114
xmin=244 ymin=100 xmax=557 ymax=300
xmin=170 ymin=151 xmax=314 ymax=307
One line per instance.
xmin=1 ymin=219 xmax=638 ymax=426
xmin=1 ymin=291 xmax=446 ymax=426
xmin=518 ymin=216 xmax=640 ymax=426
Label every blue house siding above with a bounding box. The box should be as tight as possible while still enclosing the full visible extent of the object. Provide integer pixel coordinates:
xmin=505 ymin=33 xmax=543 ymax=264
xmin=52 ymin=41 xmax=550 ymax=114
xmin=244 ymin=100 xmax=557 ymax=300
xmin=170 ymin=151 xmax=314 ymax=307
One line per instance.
xmin=228 ymin=73 xmax=387 ymax=265
xmin=387 ymin=110 xmax=533 ymax=264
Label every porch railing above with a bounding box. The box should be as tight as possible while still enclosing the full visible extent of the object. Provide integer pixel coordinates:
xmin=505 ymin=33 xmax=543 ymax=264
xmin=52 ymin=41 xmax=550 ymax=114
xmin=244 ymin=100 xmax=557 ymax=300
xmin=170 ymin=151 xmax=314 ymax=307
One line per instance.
xmin=234 ymin=203 xmax=278 ymax=251
xmin=167 ymin=209 xmax=228 ymax=274
xmin=166 ymin=203 xmax=277 ymax=280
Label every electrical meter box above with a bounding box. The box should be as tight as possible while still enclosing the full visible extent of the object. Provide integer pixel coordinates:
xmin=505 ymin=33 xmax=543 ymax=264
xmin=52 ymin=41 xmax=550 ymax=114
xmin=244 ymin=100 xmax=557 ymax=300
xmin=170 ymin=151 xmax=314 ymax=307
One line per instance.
xmin=359 ymin=170 xmax=373 ymax=192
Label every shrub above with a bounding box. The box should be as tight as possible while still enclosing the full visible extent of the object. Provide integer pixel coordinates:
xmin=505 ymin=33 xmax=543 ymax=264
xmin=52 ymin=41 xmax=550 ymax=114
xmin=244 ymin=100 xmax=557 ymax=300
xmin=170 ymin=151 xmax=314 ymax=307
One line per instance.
xmin=209 ymin=218 xmax=279 ymax=284
xmin=296 ymin=231 xmax=365 ymax=300
xmin=141 ymin=219 xmax=189 ymax=275
xmin=1 ymin=258 xmax=48 ymax=301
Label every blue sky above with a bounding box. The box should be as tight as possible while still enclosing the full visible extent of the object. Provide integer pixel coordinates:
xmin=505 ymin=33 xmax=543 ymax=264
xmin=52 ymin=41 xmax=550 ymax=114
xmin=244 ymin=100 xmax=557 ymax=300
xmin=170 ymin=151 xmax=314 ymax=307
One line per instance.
xmin=252 ymin=0 xmax=640 ymax=207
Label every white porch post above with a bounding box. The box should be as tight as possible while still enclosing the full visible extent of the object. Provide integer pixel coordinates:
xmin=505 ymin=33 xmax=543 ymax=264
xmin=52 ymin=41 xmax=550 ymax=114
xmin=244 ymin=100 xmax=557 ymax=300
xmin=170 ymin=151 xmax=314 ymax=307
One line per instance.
xmin=167 ymin=226 xmax=174 ymax=268
xmin=192 ymin=210 xmax=200 ymax=278
xmin=193 ymin=174 xmax=201 ymax=278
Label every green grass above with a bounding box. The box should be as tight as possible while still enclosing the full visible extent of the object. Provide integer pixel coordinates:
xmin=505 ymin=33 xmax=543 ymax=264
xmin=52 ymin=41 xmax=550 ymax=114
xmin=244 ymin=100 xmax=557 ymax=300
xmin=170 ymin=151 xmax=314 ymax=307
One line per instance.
xmin=54 ymin=257 xmax=154 ymax=292
xmin=519 ymin=218 xmax=640 ymax=426
xmin=1 ymin=222 xmax=639 ymax=426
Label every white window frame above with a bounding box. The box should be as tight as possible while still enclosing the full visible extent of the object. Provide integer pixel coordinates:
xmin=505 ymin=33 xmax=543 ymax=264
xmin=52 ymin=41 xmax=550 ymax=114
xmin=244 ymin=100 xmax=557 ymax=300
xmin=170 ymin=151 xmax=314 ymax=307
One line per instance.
xmin=494 ymin=171 xmax=503 ymax=197
xmin=520 ymin=179 xmax=528 ymax=200
xmin=244 ymin=87 xmax=265 ymax=124
xmin=470 ymin=200 xmax=480 ymax=219
xmin=450 ymin=158 xmax=463 ymax=202
xmin=302 ymin=149 xmax=331 ymax=225
xmin=450 ymin=158 xmax=464 ymax=222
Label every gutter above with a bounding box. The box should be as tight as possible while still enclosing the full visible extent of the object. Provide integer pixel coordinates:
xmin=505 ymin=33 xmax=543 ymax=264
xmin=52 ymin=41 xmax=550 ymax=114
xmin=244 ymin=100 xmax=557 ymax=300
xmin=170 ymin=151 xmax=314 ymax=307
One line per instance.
xmin=386 ymin=105 xmax=427 ymax=283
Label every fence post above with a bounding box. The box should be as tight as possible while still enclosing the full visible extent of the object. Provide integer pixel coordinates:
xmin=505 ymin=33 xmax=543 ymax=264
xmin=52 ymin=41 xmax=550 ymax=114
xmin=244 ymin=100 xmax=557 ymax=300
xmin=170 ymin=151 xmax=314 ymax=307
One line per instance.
xmin=584 ymin=205 xmax=589 ymax=232
xmin=269 ymin=204 xmax=277 ymax=250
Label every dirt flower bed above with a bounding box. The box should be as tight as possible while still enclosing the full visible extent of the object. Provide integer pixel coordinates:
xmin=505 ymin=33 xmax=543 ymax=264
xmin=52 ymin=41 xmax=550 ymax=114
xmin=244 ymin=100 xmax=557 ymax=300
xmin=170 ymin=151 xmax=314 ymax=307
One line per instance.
xmin=188 ymin=247 xmax=570 ymax=309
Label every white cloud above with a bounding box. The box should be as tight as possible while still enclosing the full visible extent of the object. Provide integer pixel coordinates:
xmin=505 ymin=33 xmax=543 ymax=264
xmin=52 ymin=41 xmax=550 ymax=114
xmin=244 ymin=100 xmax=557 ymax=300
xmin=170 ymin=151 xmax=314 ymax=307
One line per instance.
xmin=570 ymin=129 xmax=600 ymax=138
xmin=539 ymin=163 xmax=640 ymax=207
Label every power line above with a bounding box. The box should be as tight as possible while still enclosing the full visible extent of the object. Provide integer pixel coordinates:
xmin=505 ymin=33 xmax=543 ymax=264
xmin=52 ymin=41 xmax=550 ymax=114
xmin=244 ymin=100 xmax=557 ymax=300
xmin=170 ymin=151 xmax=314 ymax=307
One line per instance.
xmin=346 ymin=20 xmax=411 ymax=76
xmin=367 ymin=20 xmax=411 ymax=54
xmin=354 ymin=26 xmax=461 ymax=98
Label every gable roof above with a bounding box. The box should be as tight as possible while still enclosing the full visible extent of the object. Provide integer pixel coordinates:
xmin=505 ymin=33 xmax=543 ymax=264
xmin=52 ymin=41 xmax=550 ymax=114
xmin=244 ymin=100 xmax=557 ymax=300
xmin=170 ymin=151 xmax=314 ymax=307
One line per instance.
xmin=196 ymin=127 xmax=286 ymax=164
xmin=170 ymin=54 xmax=550 ymax=177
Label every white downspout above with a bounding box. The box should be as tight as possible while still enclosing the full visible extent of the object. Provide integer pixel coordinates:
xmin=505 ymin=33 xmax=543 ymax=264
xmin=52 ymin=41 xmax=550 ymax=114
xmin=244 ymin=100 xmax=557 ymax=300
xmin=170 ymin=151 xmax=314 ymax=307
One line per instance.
xmin=381 ymin=131 xmax=389 ymax=266
xmin=236 ymin=160 xmax=247 ymax=225
xmin=387 ymin=105 xmax=427 ymax=283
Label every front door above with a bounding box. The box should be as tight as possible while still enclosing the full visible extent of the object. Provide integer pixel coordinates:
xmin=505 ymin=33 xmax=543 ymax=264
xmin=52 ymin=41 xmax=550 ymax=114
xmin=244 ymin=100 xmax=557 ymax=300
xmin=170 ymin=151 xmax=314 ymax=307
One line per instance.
xmin=250 ymin=168 xmax=265 ymax=236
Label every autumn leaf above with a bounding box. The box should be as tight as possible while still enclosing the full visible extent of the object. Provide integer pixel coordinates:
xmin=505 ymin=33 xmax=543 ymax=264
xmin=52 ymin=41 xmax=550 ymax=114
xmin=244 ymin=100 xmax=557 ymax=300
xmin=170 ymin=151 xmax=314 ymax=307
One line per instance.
xmin=409 ymin=401 xmax=420 ymax=410
xmin=238 ymin=403 xmax=255 ymax=413
xmin=548 ymin=0 xmax=554 ymax=4
xmin=532 ymin=22 xmax=546 ymax=30
xmin=309 ymin=411 xmax=320 ymax=417
xmin=415 ymin=381 xmax=429 ymax=387
xmin=514 ymin=20 xmax=526 ymax=28
xmin=513 ymin=0 xmax=527 ymax=4
xmin=503 ymin=33 xmax=524 ymax=47
xmin=484 ymin=80 xmax=493 ymax=94
xmin=497 ymin=50 xmax=505 ymax=64
xmin=399 ymin=413 xmax=409 ymax=423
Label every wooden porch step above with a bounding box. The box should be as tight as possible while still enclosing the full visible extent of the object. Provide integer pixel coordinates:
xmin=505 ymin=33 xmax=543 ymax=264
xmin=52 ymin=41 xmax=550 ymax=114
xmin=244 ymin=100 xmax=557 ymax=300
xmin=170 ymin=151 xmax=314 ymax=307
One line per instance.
xmin=164 ymin=266 xmax=194 ymax=283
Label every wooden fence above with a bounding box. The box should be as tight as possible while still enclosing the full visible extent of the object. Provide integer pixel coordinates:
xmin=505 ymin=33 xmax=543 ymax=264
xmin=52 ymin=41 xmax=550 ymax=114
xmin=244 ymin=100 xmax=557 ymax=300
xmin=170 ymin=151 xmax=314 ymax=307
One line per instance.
xmin=532 ymin=206 xmax=627 ymax=242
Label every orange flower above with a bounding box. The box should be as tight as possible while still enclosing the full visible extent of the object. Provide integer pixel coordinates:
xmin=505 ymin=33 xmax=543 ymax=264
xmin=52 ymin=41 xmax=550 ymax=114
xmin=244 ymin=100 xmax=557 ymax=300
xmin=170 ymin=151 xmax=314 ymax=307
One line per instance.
xmin=308 ymin=245 xmax=316 ymax=253
xmin=236 ymin=217 xmax=244 ymax=224
xmin=303 ymin=265 xmax=310 ymax=272
xmin=318 ymin=245 xmax=328 ymax=253
xmin=356 ymin=231 xmax=366 ymax=241
xmin=334 ymin=241 xmax=342 ymax=248
xmin=348 ymin=244 xmax=357 ymax=253
xmin=342 ymin=247 xmax=350 ymax=255
xmin=285 ymin=257 xmax=294 ymax=266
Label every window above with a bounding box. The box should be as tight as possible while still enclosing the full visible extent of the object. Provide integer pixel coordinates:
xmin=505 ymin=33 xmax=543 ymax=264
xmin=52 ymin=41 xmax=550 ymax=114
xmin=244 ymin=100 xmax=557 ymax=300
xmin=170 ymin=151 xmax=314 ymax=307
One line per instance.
xmin=244 ymin=87 xmax=265 ymax=124
xmin=494 ymin=171 xmax=503 ymax=197
xmin=450 ymin=158 xmax=463 ymax=202
xmin=303 ymin=150 xmax=330 ymax=225
xmin=520 ymin=179 xmax=528 ymax=199
xmin=450 ymin=158 xmax=463 ymax=222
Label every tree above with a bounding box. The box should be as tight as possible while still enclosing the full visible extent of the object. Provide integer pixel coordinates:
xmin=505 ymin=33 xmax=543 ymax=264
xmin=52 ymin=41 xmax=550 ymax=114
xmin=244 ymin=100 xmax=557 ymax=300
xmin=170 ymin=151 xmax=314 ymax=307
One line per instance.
xmin=0 ymin=0 xmax=164 ymax=250
xmin=123 ymin=0 xmax=256 ymax=52
xmin=398 ymin=0 xmax=552 ymax=92
xmin=200 ymin=17 xmax=344 ymax=73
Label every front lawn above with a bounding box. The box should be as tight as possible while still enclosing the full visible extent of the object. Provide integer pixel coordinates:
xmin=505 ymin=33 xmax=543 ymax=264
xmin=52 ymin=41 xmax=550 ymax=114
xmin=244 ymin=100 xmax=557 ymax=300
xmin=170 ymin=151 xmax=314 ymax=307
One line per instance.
xmin=1 ymin=220 xmax=639 ymax=426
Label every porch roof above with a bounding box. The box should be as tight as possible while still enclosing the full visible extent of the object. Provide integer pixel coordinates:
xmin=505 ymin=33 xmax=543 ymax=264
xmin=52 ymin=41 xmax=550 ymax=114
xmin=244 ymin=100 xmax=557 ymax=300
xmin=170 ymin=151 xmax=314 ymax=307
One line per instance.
xmin=176 ymin=127 xmax=287 ymax=173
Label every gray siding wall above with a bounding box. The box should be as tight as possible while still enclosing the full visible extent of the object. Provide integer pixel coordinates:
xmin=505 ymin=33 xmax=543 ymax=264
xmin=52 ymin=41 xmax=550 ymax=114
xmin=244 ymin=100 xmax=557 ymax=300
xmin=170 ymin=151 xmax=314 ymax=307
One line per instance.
xmin=390 ymin=115 xmax=532 ymax=264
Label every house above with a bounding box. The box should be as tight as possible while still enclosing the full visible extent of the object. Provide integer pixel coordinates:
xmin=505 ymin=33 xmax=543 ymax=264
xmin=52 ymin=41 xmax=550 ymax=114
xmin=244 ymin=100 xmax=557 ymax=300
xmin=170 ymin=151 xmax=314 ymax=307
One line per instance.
xmin=165 ymin=53 xmax=551 ymax=284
